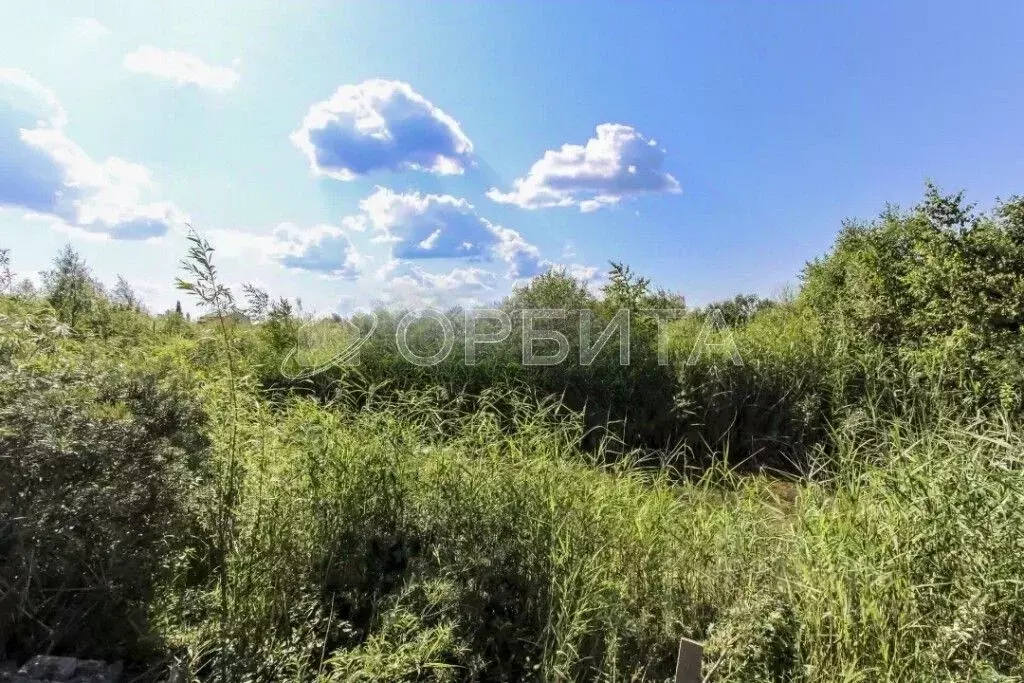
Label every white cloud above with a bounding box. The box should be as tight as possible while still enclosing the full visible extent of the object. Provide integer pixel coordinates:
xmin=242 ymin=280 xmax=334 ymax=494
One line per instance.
xmin=201 ymin=189 xmax=548 ymax=310
xmin=487 ymin=123 xmax=680 ymax=211
xmin=123 ymin=46 xmax=240 ymax=92
xmin=0 ymin=67 xmax=67 ymax=127
xmin=559 ymin=263 xmax=601 ymax=281
xmin=70 ymin=17 xmax=111 ymax=41
xmin=291 ymin=79 xmax=473 ymax=180
xmin=382 ymin=264 xmax=498 ymax=308
xmin=201 ymin=213 xmax=598 ymax=312
xmin=206 ymin=223 xmax=366 ymax=279
xmin=273 ymin=224 xmax=365 ymax=278
xmin=528 ymin=261 xmax=605 ymax=296
xmin=351 ymin=187 xmax=543 ymax=278
xmin=204 ymin=219 xmax=504 ymax=309
xmin=0 ymin=68 xmax=185 ymax=240
xmin=491 ymin=225 xmax=543 ymax=279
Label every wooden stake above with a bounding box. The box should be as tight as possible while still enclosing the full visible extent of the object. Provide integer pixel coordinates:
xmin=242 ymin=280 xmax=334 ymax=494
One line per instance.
xmin=675 ymin=637 xmax=703 ymax=683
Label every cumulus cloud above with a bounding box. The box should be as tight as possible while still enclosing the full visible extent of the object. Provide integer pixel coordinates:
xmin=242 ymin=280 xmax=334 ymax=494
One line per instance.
xmin=487 ymin=123 xmax=680 ymax=211
xmin=558 ymin=262 xmax=601 ymax=282
xmin=0 ymin=67 xmax=66 ymax=127
xmin=273 ymin=224 xmax=365 ymax=278
xmin=206 ymin=223 xmax=366 ymax=279
xmin=351 ymin=187 xmax=543 ymax=278
xmin=380 ymin=258 xmax=605 ymax=309
xmin=382 ymin=264 xmax=498 ymax=308
xmin=291 ymin=79 xmax=473 ymax=180
xmin=0 ymin=68 xmax=185 ymax=239
xmin=123 ymin=46 xmax=240 ymax=91
xmin=491 ymin=226 xmax=543 ymax=279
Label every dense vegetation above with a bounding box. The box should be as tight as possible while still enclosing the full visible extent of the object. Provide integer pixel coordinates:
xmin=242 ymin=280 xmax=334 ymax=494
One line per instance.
xmin=2 ymin=185 xmax=1023 ymax=681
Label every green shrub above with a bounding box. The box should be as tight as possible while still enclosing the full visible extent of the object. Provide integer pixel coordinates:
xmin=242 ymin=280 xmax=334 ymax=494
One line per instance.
xmin=704 ymin=592 xmax=798 ymax=682
xmin=802 ymin=185 xmax=1024 ymax=414
xmin=0 ymin=358 xmax=208 ymax=661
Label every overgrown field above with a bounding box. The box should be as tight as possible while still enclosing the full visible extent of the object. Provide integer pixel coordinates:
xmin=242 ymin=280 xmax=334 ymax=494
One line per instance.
xmin=2 ymin=186 xmax=1024 ymax=681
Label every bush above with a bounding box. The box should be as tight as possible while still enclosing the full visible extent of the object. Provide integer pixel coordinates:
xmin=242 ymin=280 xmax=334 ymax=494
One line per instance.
xmin=0 ymin=358 xmax=207 ymax=661
xmin=255 ymin=265 xmax=686 ymax=458
xmin=802 ymin=185 xmax=1024 ymax=413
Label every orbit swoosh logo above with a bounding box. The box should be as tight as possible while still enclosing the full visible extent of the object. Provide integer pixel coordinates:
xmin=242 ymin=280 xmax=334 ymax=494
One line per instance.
xmin=280 ymin=313 xmax=378 ymax=380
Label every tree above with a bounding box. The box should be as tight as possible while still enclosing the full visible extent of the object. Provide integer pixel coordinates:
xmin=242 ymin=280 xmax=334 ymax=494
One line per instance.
xmin=801 ymin=185 xmax=1024 ymax=410
xmin=505 ymin=268 xmax=596 ymax=312
xmin=702 ymin=294 xmax=774 ymax=327
xmin=111 ymin=275 xmax=142 ymax=310
xmin=0 ymin=248 xmax=13 ymax=294
xmin=41 ymin=245 xmax=97 ymax=329
xmin=14 ymin=278 xmax=36 ymax=298
xmin=242 ymin=283 xmax=271 ymax=321
xmin=603 ymin=262 xmax=650 ymax=310
xmin=602 ymin=261 xmax=686 ymax=312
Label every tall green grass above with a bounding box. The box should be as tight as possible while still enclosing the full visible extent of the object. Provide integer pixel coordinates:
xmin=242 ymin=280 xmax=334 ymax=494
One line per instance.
xmin=150 ymin=366 xmax=1024 ymax=681
xmin=4 ymin=288 xmax=1023 ymax=680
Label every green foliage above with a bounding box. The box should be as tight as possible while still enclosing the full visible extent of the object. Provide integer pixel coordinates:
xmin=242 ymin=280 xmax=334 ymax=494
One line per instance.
xmin=263 ymin=264 xmax=687 ymax=456
xmin=701 ymin=293 xmax=775 ymax=327
xmin=322 ymin=580 xmax=474 ymax=682
xmin=669 ymin=303 xmax=831 ymax=472
xmin=0 ymin=248 xmax=13 ymax=295
xmin=242 ymin=283 xmax=299 ymax=372
xmin=41 ymin=244 xmax=103 ymax=331
xmin=704 ymin=592 xmax=798 ymax=682
xmin=0 ymin=354 xmax=207 ymax=660
xmin=802 ymin=184 xmax=1024 ymax=412
xmin=4 ymin=184 xmax=1024 ymax=680
xmin=148 ymin=380 xmax=1024 ymax=682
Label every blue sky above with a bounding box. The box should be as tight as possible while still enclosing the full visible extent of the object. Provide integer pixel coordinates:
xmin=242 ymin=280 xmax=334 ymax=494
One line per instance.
xmin=2 ymin=1 xmax=1023 ymax=314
